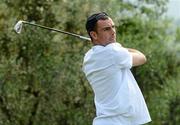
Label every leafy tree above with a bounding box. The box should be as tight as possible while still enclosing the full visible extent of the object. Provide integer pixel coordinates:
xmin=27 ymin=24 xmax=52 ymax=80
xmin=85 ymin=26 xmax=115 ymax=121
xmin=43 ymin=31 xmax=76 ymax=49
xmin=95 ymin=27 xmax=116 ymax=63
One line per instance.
xmin=0 ymin=0 xmax=179 ymax=125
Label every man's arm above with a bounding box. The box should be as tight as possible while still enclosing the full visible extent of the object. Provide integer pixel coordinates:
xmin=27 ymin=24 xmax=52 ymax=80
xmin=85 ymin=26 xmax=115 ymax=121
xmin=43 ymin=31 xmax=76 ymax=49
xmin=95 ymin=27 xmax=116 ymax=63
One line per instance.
xmin=127 ymin=48 xmax=147 ymax=67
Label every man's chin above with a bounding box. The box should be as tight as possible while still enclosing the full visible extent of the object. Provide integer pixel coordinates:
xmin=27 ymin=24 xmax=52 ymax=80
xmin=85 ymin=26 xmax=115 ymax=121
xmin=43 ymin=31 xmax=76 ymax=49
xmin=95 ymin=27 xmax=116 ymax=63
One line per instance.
xmin=109 ymin=40 xmax=116 ymax=43
xmin=106 ymin=41 xmax=116 ymax=46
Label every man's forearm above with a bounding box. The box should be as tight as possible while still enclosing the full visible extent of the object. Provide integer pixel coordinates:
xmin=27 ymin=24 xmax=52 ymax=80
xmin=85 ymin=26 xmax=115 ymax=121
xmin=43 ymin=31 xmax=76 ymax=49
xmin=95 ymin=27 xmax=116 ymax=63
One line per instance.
xmin=127 ymin=48 xmax=142 ymax=54
xmin=126 ymin=48 xmax=147 ymax=66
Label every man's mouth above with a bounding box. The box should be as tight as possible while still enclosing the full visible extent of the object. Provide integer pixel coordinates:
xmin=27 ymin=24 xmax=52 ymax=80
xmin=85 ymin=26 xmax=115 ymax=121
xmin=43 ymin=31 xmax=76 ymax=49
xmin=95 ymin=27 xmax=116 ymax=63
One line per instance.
xmin=111 ymin=36 xmax=116 ymax=40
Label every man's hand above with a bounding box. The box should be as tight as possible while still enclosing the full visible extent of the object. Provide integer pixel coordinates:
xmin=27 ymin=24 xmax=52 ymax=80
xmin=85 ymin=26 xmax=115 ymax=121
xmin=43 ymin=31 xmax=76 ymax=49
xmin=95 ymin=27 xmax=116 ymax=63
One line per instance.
xmin=127 ymin=48 xmax=147 ymax=67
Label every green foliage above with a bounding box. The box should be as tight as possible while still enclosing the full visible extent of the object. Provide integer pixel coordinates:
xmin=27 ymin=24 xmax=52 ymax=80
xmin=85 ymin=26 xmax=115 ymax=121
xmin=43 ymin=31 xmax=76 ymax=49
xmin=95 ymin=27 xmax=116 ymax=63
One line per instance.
xmin=0 ymin=0 xmax=179 ymax=125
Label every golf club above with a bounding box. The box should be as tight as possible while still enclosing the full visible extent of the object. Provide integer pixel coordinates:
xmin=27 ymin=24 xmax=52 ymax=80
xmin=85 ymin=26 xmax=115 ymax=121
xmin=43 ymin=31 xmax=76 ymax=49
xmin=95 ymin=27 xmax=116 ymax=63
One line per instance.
xmin=14 ymin=20 xmax=91 ymax=41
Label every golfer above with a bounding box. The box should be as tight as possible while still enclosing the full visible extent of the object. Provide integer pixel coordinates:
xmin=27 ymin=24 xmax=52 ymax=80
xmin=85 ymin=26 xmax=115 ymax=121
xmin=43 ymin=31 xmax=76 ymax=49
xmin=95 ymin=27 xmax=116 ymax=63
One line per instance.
xmin=82 ymin=12 xmax=151 ymax=125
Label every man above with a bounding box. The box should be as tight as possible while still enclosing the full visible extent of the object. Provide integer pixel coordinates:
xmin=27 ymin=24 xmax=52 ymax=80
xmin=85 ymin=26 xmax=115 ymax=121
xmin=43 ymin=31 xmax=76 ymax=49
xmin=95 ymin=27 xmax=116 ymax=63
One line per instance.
xmin=82 ymin=12 xmax=151 ymax=125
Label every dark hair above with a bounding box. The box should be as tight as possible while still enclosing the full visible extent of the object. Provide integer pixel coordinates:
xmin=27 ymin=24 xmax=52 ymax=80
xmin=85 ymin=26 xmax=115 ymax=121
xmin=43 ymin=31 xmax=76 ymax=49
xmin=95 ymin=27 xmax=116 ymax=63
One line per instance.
xmin=86 ymin=12 xmax=109 ymax=38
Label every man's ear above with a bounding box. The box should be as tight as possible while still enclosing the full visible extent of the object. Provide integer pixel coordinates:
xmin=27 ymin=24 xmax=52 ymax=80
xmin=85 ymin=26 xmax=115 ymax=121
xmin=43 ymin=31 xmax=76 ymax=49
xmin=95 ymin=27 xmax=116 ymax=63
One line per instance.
xmin=90 ymin=31 xmax=97 ymax=41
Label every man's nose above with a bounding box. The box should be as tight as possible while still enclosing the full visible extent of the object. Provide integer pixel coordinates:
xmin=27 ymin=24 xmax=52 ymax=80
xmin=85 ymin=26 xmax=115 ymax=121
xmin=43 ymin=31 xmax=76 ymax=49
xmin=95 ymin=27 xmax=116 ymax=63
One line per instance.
xmin=111 ymin=27 xmax=116 ymax=34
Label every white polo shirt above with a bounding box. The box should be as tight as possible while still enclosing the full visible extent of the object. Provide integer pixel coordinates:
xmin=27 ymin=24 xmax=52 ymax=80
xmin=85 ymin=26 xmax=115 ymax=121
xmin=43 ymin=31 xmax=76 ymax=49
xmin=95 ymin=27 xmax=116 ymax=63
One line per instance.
xmin=82 ymin=42 xmax=151 ymax=125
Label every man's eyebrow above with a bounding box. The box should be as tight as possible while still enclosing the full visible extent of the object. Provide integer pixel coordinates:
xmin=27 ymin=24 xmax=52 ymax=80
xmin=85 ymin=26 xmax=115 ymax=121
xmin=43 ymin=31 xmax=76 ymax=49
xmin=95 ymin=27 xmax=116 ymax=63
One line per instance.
xmin=102 ymin=25 xmax=116 ymax=29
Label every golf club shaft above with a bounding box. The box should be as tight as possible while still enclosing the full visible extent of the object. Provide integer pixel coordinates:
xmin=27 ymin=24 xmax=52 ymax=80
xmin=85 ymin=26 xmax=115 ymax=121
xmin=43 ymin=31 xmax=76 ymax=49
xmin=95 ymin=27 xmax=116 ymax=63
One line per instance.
xmin=23 ymin=21 xmax=91 ymax=41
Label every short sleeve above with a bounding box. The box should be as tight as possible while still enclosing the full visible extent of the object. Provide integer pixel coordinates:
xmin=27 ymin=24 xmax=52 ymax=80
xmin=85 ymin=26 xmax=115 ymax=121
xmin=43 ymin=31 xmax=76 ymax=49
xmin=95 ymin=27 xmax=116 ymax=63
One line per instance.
xmin=112 ymin=45 xmax=132 ymax=69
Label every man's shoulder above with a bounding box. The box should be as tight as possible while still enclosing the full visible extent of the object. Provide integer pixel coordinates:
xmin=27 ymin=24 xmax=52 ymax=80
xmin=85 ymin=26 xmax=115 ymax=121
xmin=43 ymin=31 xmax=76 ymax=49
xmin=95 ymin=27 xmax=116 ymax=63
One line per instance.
xmin=84 ymin=42 xmax=127 ymax=60
xmin=108 ymin=43 xmax=129 ymax=55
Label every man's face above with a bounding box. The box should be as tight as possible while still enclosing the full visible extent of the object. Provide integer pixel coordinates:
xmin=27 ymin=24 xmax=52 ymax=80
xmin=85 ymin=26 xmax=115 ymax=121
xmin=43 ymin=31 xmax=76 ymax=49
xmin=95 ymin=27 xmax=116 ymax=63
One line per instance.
xmin=90 ymin=18 xmax=116 ymax=46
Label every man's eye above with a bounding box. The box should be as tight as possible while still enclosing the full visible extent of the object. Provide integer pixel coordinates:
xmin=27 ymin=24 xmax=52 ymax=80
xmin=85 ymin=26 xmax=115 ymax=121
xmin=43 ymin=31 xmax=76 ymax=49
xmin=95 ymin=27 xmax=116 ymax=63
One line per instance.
xmin=104 ymin=27 xmax=110 ymax=31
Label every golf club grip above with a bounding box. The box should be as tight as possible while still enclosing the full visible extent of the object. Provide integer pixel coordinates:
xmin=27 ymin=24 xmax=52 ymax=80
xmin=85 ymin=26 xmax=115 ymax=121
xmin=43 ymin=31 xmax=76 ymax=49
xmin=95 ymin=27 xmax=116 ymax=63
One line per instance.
xmin=23 ymin=22 xmax=91 ymax=41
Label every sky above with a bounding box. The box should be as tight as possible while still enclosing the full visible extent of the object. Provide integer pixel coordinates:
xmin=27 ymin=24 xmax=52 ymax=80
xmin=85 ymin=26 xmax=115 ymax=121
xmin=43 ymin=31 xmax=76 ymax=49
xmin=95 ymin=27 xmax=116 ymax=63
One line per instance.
xmin=166 ymin=0 xmax=180 ymax=20
xmin=124 ymin=0 xmax=180 ymax=21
